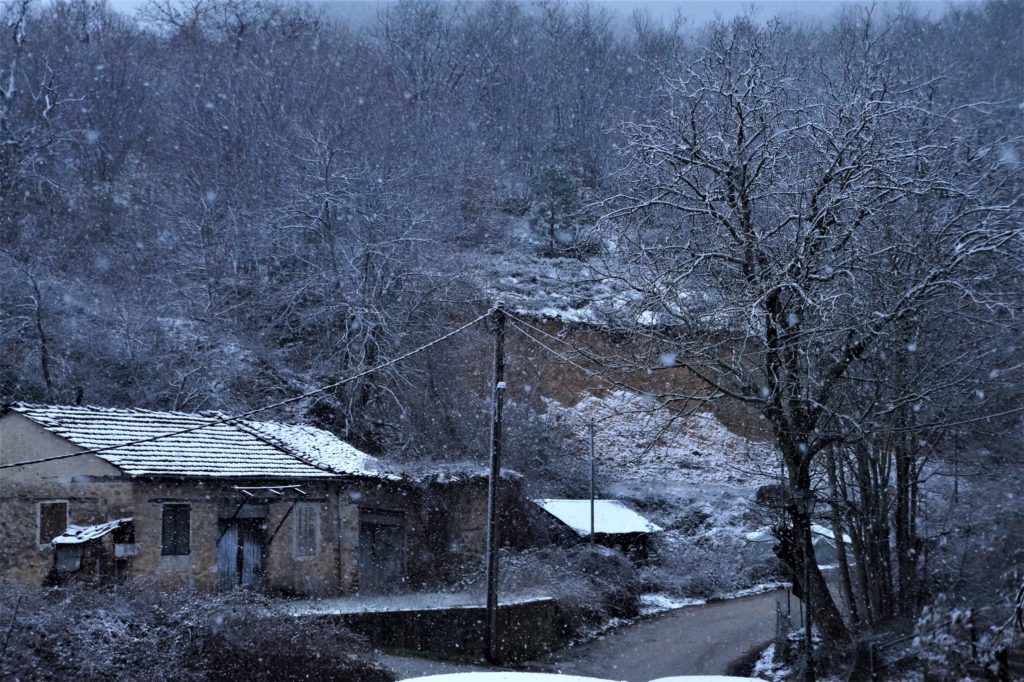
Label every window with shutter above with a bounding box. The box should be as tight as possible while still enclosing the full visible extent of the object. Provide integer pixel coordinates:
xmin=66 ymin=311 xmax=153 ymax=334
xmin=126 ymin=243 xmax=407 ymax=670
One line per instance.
xmin=38 ymin=501 xmax=68 ymax=545
xmin=161 ymin=504 xmax=191 ymax=555
xmin=293 ymin=502 xmax=319 ymax=558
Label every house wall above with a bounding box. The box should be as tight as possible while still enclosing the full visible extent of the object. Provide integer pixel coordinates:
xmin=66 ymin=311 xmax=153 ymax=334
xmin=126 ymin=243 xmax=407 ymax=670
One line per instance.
xmin=126 ymin=479 xmax=344 ymax=594
xmin=415 ymin=477 xmax=532 ymax=587
xmin=338 ymin=480 xmax=426 ymax=592
xmin=0 ymin=412 xmax=131 ymax=584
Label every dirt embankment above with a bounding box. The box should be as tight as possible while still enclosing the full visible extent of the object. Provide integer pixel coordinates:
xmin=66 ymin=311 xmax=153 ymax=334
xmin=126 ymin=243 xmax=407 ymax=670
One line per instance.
xmin=498 ymin=317 xmax=772 ymax=444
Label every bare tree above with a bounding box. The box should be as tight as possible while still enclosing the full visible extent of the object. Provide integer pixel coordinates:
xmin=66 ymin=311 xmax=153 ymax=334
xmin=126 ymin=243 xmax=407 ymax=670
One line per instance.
xmin=600 ymin=13 xmax=1022 ymax=645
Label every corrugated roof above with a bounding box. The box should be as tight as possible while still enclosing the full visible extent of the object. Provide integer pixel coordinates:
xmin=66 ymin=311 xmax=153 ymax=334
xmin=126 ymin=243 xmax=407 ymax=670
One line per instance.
xmin=534 ymin=499 xmax=663 ymax=536
xmin=6 ymin=403 xmax=381 ymax=479
xmin=52 ymin=518 xmax=133 ymax=545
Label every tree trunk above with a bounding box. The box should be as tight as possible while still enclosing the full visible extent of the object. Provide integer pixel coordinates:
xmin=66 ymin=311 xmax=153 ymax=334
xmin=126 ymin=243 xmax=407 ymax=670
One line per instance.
xmin=29 ymin=278 xmax=53 ymax=399
xmin=828 ymin=452 xmax=859 ymax=626
xmin=775 ymin=499 xmax=850 ymax=645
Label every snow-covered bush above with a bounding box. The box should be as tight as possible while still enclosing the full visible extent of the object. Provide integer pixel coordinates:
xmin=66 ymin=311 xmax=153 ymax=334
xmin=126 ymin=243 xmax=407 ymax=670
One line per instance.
xmin=912 ymin=592 xmax=1019 ymax=681
xmin=495 ymin=544 xmax=641 ymax=629
xmin=640 ymin=526 xmax=782 ymax=600
xmin=640 ymin=532 xmax=742 ymax=599
xmin=0 ymin=582 xmax=393 ymax=681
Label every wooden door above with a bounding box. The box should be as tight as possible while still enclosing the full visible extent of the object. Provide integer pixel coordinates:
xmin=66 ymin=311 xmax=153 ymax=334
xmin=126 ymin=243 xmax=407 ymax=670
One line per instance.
xmin=217 ymin=519 xmax=265 ymax=590
xmin=357 ymin=509 xmax=406 ymax=593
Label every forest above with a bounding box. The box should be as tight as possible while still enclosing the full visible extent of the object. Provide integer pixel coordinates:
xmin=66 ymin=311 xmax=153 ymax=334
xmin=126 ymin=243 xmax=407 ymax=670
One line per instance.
xmin=1 ymin=0 xmax=1022 ymax=679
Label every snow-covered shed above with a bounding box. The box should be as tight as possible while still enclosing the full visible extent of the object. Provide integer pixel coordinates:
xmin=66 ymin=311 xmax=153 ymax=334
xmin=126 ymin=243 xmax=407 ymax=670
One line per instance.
xmin=532 ymin=498 xmax=663 ymax=561
xmin=0 ymin=403 xmax=419 ymax=595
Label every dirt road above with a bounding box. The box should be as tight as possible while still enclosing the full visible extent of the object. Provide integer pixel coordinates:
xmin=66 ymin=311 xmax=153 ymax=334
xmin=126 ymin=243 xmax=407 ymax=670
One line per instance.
xmin=529 ymin=589 xmax=785 ymax=681
xmin=380 ymin=588 xmax=788 ymax=681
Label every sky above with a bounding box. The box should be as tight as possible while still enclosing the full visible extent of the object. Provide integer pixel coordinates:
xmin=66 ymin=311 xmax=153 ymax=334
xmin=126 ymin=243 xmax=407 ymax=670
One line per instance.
xmin=108 ymin=0 xmax=964 ymax=29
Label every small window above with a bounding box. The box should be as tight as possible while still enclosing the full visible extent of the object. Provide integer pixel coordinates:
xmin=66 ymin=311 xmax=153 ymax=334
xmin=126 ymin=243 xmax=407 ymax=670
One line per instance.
xmin=161 ymin=504 xmax=191 ymax=555
xmin=38 ymin=501 xmax=68 ymax=545
xmin=293 ymin=502 xmax=320 ymax=558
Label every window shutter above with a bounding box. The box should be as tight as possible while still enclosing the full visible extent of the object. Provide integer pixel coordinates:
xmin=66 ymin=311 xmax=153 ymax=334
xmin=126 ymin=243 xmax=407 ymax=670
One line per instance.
xmin=161 ymin=504 xmax=190 ymax=555
xmin=39 ymin=501 xmax=68 ymax=545
xmin=294 ymin=503 xmax=318 ymax=557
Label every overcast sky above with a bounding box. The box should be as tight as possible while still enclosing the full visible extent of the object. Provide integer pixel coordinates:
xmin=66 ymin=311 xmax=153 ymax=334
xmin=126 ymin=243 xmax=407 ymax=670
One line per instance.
xmin=108 ymin=0 xmax=964 ymax=28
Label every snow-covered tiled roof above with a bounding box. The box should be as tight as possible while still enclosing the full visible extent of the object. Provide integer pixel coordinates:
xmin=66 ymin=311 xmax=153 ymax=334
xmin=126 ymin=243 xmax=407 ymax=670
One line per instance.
xmin=52 ymin=518 xmax=133 ymax=545
xmin=5 ymin=403 xmax=384 ymax=480
xmin=534 ymin=499 xmax=663 ymax=536
xmin=238 ymin=420 xmax=397 ymax=479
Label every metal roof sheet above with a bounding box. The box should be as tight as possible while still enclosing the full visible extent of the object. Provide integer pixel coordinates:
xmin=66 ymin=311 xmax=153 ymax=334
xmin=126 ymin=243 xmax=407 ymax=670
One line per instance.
xmin=534 ymin=499 xmax=663 ymax=536
xmin=52 ymin=518 xmax=133 ymax=545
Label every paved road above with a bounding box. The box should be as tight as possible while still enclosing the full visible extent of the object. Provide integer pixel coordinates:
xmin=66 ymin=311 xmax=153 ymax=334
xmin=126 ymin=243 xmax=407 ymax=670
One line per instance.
xmin=380 ymin=589 xmax=787 ymax=681
xmin=529 ymin=589 xmax=784 ymax=681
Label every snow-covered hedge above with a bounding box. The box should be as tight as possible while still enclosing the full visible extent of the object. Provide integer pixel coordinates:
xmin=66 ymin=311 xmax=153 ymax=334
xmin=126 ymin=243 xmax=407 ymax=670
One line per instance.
xmin=0 ymin=582 xmax=394 ymax=681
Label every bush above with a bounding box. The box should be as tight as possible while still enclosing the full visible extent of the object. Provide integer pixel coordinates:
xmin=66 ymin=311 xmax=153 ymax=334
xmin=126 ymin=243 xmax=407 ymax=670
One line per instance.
xmin=0 ymin=582 xmax=394 ymax=682
xmin=912 ymin=592 xmax=1019 ymax=681
xmin=494 ymin=544 xmax=641 ymax=630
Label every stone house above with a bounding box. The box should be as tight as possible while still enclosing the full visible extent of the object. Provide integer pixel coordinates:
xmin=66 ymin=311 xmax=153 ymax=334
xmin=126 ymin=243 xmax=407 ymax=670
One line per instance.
xmin=0 ymin=403 xmax=441 ymax=596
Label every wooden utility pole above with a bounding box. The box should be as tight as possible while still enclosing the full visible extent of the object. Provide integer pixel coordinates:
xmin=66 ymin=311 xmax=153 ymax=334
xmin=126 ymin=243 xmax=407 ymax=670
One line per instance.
xmin=589 ymin=420 xmax=596 ymax=543
xmin=484 ymin=304 xmax=506 ymax=664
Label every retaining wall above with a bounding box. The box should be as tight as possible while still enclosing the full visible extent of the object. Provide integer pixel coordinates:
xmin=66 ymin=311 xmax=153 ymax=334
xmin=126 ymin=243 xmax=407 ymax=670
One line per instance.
xmin=297 ymin=597 xmax=567 ymax=663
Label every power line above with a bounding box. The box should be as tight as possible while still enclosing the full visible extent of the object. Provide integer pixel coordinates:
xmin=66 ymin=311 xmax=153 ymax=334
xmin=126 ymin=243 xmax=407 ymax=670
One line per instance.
xmin=0 ymin=312 xmax=490 ymax=471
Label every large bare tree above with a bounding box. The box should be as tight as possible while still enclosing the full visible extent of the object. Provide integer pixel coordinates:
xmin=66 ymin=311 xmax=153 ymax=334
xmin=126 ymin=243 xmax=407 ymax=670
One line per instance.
xmin=601 ymin=13 xmax=1022 ymax=645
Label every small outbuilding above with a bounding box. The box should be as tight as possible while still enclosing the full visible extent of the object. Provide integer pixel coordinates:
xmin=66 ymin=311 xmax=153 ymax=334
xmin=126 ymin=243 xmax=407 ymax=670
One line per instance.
xmin=743 ymin=524 xmax=853 ymax=567
xmin=48 ymin=517 xmax=136 ymax=586
xmin=532 ymin=498 xmax=663 ymax=561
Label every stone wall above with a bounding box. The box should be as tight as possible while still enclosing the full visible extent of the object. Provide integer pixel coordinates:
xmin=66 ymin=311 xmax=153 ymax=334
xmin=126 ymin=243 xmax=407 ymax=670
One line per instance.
xmin=415 ymin=476 xmax=532 ymax=588
xmin=299 ymin=597 xmax=567 ymax=663
xmin=0 ymin=412 xmax=131 ymax=584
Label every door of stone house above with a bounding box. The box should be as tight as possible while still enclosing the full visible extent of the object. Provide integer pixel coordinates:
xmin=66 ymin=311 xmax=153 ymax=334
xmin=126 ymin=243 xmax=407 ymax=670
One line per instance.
xmin=357 ymin=509 xmax=406 ymax=593
xmin=217 ymin=518 xmax=265 ymax=590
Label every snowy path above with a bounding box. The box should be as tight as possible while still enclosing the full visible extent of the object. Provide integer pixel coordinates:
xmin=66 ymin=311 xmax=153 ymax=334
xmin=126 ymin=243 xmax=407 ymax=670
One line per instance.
xmin=379 ymin=589 xmax=785 ymax=681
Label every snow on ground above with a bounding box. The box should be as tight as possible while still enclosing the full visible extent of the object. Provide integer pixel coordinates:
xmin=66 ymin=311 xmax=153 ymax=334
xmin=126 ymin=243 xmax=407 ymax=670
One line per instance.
xmin=639 ymin=593 xmax=706 ymax=616
xmin=542 ymin=391 xmax=774 ymax=486
xmin=399 ymin=671 xmax=761 ymax=675
xmin=638 ymin=581 xmax=789 ymax=618
xmin=751 ymin=644 xmax=792 ymax=682
xmin=281 ymin=591 xmax=551 ymax=617
xmin=475 ymin=241 xmax=735 ymax=330
xmin=714 ymin=582 xmax=790 ymax=601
